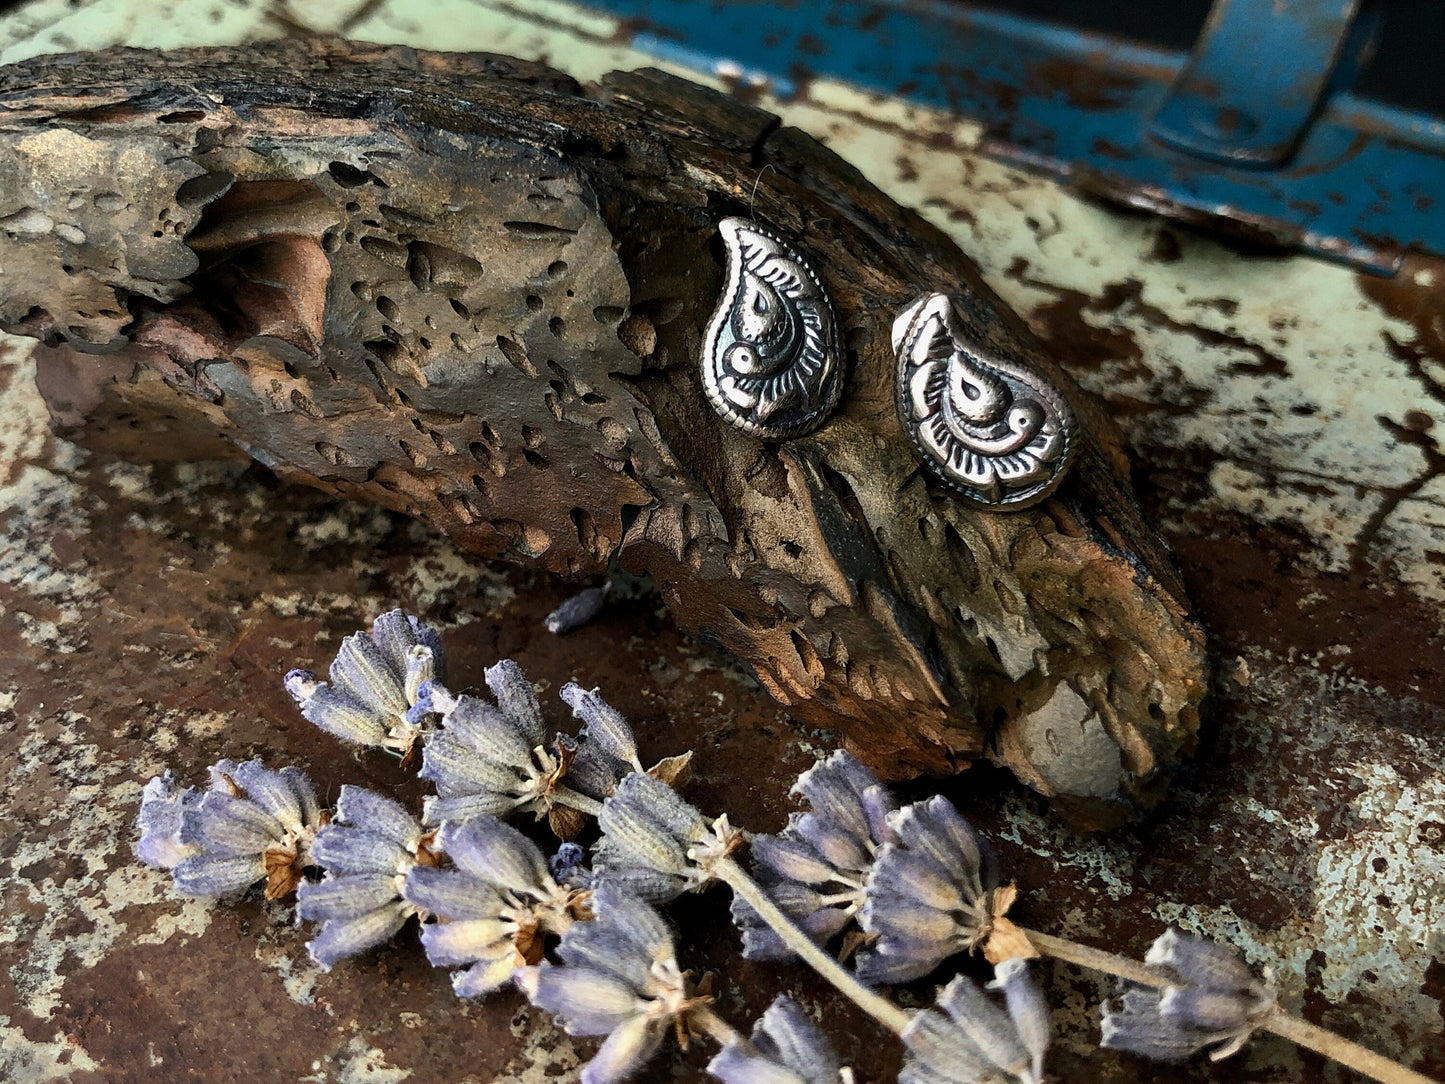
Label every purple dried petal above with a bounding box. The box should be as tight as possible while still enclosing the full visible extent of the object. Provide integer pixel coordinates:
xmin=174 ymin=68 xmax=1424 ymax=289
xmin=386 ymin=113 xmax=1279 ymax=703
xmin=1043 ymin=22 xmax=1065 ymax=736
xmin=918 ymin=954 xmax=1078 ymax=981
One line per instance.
xmin=1100 ymin=987 xmax=1202 ymax=1060
xmin=792 ymin=751 xmax=874 ymax=844
xmin=524 ymin=964 xmax=642 ymax=1035
xmin=171 ymin=852 xmax=265 ymax=897
xmin=442 ymin=694 xmax=536 ymax=769
xmin=591 ymin=863 xmax=686 ymax=903
xmin=545 ymin=585 xmax=608 ymax=635
xmin=935 ymin=974 xmax=1031 ymax=1079
xmin=791 ymin=811 xmax=869 ymax=873
xmin=712 ymin=995 xmax=843 ymax=1084
xmin=306 ymin=905 xmax=409 ymax=970
xmin=370 ymin=609 xmax=445 ymax=678
xmin=420 ymin=918 xmax=513 ymax=966
xmin=454 ymin=952 xmax=523 ymax=997
xmin=566 ymin=738 xmax=626 ymax=799
xmin=583 ymin=1014 xmax=663 ymax=1084
xmin=230 ymin=759 xmax=305 ymax=827
xmin=333 ymin=785 xmax=420 ymax=847
xmin=438 ymin=816 xmax=551 ymax=896
xmin=180 ymin=791 xmax=283 ymax=856
xmin=136 ymin=772 xmax=199 ymax=870
xmin=1145 ymin=928 xmax=1256 ymax=991
xmin=292 ymin=682 xmax=389 ymax=746
xmin=889 ymin=796 xmax=991 ymax=897
xmin=707 ymin=1042 xmax=807 ymax=1084
xmin=868 ymin=848 xmax=967 ymax=915
xmin=423 ymin=792 xmax=520 ymax=827
xmin=484 ymin=659 xmax=545 ymax=745
xmin=420 ymin=730 xmax=528 ymax=798
xmin=331 ymin=628 xmax=409 ymax=717
xmin=550 ymin=841 xmax=587 ymax=881
xmin=297 ymin=873 xmax=403 ymax=922
xmin=1159 ymin=986 xmax=1253 ymax=1033
xmin=991 ymin=958 xmax=1050 ymax=1080
xmin=403 ymin=865 xmax=504 ymax=920
xmin=310 ymin=825 xmax=411 ymax=876
xmin=899 ymin=1009 xmax=993 ymax=1083
xmin=594 ymin=772 xmax=704 ymax=879
xmin=752 ymin=835 xmax=837 ymax=886
xmin=561 ymin=683 xmax=641 ymax=771
xmin=861 ymin=784 xmax=898 ymax=848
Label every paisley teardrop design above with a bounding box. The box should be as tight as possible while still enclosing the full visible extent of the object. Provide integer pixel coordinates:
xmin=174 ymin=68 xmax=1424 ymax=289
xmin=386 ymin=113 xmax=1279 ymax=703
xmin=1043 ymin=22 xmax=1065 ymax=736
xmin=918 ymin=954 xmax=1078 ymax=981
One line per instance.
xmin=702 ymin=217 xmax=843 ymax=440
xmin=892 ymin=293 xmax=1076 ymax=509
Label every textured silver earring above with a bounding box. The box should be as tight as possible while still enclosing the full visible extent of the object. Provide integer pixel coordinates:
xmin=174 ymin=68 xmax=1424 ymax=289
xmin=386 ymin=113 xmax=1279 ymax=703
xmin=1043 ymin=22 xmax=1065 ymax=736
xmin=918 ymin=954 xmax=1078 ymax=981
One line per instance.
xmin=893 ymin=293 xmax=1075 ymax=509
xmin=701 ymin=217 xmax=843 ymax=440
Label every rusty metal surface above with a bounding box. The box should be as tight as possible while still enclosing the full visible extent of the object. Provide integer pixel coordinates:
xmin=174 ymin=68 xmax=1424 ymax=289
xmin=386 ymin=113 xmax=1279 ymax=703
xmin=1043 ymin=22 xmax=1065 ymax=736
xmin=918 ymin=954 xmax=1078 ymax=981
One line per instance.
xmin=0 ymin=2 xmax=1442 ymax=1082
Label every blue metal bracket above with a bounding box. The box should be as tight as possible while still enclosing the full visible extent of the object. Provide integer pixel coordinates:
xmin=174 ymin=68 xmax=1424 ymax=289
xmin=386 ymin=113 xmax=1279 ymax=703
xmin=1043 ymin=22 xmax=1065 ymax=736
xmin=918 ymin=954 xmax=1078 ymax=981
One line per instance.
xmin=575 ymin=0 xmax=1445 ymax=273
xmin=1149 ymin=0 xmax=1371 ymax=166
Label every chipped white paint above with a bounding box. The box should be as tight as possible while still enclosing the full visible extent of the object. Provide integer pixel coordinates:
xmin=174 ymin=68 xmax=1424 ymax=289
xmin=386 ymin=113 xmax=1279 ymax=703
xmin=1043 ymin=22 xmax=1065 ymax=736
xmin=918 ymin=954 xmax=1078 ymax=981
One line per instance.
xmin=496 ymin=1008 xmax=583 ymax=1084
xmin=0 ymin=1015 xmax=99 ymax=1083
xmin=300 ymin=1036 xmax=414 ymax=1084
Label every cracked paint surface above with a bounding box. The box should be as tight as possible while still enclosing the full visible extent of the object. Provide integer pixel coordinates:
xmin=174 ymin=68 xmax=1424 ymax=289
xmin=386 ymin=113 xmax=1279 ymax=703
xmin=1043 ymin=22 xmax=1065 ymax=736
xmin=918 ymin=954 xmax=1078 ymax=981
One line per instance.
xmin=0 ymin=1 xmax=1442 ymax=1081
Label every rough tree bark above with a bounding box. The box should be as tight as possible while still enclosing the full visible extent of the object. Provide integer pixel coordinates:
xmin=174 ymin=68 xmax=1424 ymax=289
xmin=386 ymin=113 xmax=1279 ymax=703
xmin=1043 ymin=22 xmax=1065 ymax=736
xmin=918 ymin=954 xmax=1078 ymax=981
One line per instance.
xmin=0 ymin=39 xmax=1207 ymax=827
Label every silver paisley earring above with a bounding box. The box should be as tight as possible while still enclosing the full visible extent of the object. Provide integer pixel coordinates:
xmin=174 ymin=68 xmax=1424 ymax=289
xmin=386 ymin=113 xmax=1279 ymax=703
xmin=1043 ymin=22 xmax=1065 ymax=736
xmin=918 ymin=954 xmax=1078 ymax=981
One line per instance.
xmin=701 ymin=217 xmax=843 ymax=440
xmin=892 ymin=293 xmax=1076 ymax=509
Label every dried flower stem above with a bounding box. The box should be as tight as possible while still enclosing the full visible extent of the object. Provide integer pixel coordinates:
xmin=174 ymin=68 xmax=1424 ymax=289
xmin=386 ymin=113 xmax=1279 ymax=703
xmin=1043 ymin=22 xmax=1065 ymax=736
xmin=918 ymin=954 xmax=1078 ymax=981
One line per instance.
xmin=552 ymin=788 xmax=605 ymax=817
xmin=1022 ymin=928 xmax=1168 ymax=988
xmin=1023 ymin=928 xmax=1435 ymax=1084
xmin=1262 ymin=1010 xmax=1437 ymax=1084
xmin=713 ymin=856 xmax=911 ymax=1035
xmin=690 ymin=1005 xmax=743 ymax=1048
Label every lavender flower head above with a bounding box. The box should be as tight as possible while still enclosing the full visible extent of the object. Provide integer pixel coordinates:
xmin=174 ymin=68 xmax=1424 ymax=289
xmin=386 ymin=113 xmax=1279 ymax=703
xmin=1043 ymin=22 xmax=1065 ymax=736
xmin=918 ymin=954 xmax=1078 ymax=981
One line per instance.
xmin=138 ymin=758 xmax=324 ymax=899
xmin=593 ymin=771 xmax=742 ymax=902
xmin=856 ymin=795 xmax=1008 ymax=984
xmin=1101 ymin=928 xmax=1279 ymax=1062
xmin=284 ymin=610 xmax=445 ymax=759
xmin=731 ymin=750 xmax=895 ymax=961
xmin=298 ymin=785 xmax=438 ymax=969
xmin=405 ymin=816 xmax=591 ymax=997
xmin=420 ymin=659 xmax=599 ymax=838
xmin=900 ymin=962 xmax=1051 ymax=1084
xmin=707 ymin=995 xmax=847 ymax=1084
xmin=517 ymin=885 xmax=709 ymax=1084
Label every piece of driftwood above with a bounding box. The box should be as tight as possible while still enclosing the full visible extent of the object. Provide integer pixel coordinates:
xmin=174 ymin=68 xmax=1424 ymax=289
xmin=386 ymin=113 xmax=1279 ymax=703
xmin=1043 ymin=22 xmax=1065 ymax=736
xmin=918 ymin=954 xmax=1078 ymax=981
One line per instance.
xmin=0 ymin=40 xmax=1207 ymax=826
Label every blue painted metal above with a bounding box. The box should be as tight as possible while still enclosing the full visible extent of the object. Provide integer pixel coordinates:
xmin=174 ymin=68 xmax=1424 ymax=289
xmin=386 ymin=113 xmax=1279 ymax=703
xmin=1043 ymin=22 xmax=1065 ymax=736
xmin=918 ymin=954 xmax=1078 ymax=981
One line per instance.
xmin=578 ymin=0 xmax=1445 ymax=273
xmin=1149 ymin=0 xmax=1369 ymax=166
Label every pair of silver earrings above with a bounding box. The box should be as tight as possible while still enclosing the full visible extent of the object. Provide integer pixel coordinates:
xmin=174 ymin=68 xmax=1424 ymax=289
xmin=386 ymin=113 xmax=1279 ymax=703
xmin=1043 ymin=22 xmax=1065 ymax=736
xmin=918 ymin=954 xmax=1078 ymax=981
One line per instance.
xmin=701 ymin=217 xmax=1076 ymax=511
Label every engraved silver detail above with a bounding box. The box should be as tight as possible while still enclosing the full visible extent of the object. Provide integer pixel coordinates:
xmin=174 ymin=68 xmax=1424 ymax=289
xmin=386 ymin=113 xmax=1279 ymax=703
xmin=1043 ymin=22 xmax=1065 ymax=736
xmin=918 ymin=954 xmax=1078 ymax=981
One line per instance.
xmin=892 ymin=293 xmax=1075 ymax=509
xmin=702 ymin=217 xmax=842 ymax=440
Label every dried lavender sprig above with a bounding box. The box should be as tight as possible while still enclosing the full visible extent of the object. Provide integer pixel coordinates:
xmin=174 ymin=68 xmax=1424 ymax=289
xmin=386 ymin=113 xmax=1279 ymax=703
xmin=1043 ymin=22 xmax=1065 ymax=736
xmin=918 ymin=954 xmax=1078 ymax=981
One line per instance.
xmin=515 ymin=884 xmax=719 ymax=1084
xmin=419 ymin=660 xmax=605 ymax=837
xmin=714 ymin=856 xmax=910 ymax=1035
xmin=590 ymin=770 xmax=909 ymax=1033
xmin=138 ymin=758 xmax=325 ymax=899
xmin=407 ymin=816 xmax=590 ymax=997
xmin=299 ymin=785 xmax=438 ymax=969
xmin=284 ymin=610 xmax=445 ymax=759
xmin=707 ymin=995 xmax=849 ymax=1084
xmin=899 ymin=962 xmax=1050 ymax=1084
xmin=731 ymin=751 xmax=895 ymax=962
xmin=1086 ymin=928 xmax=1435 ymax=1084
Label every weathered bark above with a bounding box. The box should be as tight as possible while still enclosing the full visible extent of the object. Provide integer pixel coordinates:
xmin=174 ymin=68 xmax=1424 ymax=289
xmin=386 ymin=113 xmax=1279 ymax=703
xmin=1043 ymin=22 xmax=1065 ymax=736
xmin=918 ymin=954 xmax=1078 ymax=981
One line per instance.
xmin=0 ymin=39 xmax=1207 ymax=826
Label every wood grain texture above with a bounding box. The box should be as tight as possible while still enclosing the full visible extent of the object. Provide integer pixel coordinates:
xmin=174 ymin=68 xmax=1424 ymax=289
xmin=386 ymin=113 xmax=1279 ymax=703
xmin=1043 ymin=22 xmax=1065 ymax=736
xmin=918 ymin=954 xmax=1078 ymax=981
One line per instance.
xmin=0 ymin=39 xmax=1207 ymax=825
